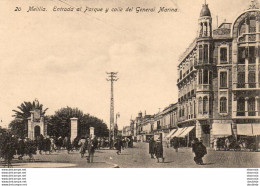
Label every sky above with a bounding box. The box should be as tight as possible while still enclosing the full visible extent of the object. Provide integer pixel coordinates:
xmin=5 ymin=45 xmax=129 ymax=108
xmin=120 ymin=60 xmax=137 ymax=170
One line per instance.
xmin=0 ymin=0 xmax=254 ymax=129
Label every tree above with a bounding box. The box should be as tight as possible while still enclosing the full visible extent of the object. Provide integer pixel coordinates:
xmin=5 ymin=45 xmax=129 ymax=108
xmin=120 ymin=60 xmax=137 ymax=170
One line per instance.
xmin=9 ymin=99 xmax=48 ymax=138
xmin=47 ymin=107 xmax=109 ymax=138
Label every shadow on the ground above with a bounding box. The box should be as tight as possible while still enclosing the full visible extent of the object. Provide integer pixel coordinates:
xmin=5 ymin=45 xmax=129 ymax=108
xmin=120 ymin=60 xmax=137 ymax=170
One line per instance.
xmin=161 ymin=161 xmax=174 ymax=164
xmin=202 ymin=162 xmax=215 ymax=165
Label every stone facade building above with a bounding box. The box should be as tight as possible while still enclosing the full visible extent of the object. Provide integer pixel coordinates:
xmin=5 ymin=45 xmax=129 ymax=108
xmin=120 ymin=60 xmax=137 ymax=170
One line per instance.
xmin=177 ymin=3 xmax=260 ymax=146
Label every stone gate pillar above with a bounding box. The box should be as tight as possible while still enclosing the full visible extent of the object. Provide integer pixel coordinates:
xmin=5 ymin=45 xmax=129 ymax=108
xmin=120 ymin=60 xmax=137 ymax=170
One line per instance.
xmin=90 ymin=127 xmax=94 ymax=138
xmin=70 ymin=118 xmax=78 ymax=141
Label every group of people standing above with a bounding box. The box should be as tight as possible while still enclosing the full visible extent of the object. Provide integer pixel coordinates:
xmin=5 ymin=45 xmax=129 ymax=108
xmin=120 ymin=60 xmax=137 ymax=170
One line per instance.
xmin=149 ymin=138 xmax=165 ymax=163
xmin=149 ymin=137 xmax=207 ymax=165
xmin=78 ymin=137 xmax=98 ymax=163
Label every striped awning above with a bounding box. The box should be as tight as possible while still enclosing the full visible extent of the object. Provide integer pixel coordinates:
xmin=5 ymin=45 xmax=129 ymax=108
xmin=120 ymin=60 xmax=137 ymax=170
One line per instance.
xmin=178 ymin=126 xmax=195 ymax=138
xmin=171 ymin=128 xmax=186 ymax=138
xmin=166 ymin=129 xmax=177 ymax=138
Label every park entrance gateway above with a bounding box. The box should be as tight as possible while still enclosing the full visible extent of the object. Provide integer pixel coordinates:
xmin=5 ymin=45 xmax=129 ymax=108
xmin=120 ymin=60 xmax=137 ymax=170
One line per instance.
xmin=27 ymin=108 xmax=46 ymax=140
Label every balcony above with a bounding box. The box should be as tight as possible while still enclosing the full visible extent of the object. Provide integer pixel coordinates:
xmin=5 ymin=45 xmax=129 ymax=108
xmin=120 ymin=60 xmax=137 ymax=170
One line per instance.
xmin=197 ymin=84 xmax=211 ymax=92
xmin=233 ymin=111 xmax=260 ymax=118
xmin=197 ymin=113 xmax=210 ymax=120
xmin=233 ymin=83 xmax=260 ymax=90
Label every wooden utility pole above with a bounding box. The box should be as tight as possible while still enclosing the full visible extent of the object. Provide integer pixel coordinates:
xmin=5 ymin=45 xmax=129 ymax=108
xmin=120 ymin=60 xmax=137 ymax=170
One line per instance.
xmin=106 ymin=72 xmax=119 ymax=144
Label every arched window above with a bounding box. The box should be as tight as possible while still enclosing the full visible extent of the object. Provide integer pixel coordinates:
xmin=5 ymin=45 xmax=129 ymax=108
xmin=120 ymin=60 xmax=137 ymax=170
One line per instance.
xmin=237 ymin=97 xmax=245 ymax=116
xmin=220 ymin=97 xmax=227 ymax=113
xmin=203 ymin=96 xmax=208 ymax=114
xmin=198 ymin=97 xmax=203 ymax=114
xmin=248 ymin=97 xmax=256 ymax=116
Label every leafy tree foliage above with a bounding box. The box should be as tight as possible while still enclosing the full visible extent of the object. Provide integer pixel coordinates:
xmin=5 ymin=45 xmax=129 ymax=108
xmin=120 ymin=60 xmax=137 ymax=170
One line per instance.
xmin=47 ymin=107 xmax=109 ymax=138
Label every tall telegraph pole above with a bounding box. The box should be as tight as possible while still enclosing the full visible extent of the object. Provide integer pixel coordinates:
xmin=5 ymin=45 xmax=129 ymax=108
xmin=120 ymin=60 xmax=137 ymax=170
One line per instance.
xmin=106 ymin=72 xmax=118 ymax=144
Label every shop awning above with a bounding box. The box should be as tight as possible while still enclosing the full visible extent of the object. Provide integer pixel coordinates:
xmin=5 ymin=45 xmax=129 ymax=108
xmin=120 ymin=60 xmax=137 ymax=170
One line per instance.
xmin=166 ymin=129 xmax=177 ymax=138
xmin=212 ymin=123 xmax=232 ymax=136
xmin=178 ymin=126 xmax=195 ymax=138
xmin=237 ymin=124 xmax=254 ymax=136
xmin=171 ymin=128 xmax=186 ymax=138
xmin=253 ymin=124 xmax=260 ymax=135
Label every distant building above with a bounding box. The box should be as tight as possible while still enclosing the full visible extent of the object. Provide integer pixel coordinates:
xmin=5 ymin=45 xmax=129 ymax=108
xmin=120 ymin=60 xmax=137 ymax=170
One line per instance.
xmin=122 ymin=126 xmax=131 ymax=136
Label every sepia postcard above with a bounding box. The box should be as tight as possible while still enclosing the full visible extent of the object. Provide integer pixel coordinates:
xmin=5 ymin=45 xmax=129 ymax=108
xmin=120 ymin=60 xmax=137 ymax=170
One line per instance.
xmin=0 ymin=0 xmax=259 ymax=176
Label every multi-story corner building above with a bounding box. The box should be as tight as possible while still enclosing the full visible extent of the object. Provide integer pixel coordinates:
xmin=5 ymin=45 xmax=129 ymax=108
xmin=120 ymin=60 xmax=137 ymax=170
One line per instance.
xmin=152 ymin=104 xmax=178 ymax=141
xmin=177 ymin=2 xmax=260 ymax=147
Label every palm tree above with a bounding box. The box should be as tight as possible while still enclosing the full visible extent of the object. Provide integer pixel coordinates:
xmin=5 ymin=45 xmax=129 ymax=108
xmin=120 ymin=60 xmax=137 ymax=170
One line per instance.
xmin=12 ymin=99 xmax=48 ymax=120
xmin=9 ymin=99 xmax=48 ymax=137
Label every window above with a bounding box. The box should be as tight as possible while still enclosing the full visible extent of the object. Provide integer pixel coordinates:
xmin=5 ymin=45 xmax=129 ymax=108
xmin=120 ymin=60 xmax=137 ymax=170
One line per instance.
xmin=248 ymin=71 xmax=256 ymax=88
xmin=204 ymin=45 xmax=209 ymax=63
xmin=198 ymin=97 xmax=202 ymax=114
xmin=238 ymin=47 xmax=246 ymax=64
xmin=220 ymin=47 xmax=228 ymax=62
xmin=203 ymin=96 xmax=208 ymax=114
xmin=220 ymin=97 xmax=227 ymax=113
xmin=157 ymin=121 xmax=161 ymax=130
xmin=220 ymin=71 xmax=228 ymax=88
xmin=190 ymin=102 xmax=193 ymax=118
xmin=258 ymin=99 xmax=260 ymax=116
xmin=237 ymin=97 xmax=245 ymax=116
xmin=199 ymin=70 xmax=203 ymax=84
xmin=203 ymin=70 xmax=208 ymax=84
xmin=248 ymin=98 xmax=256 ymax=116
xmin=249 ymin=46 xmax=256 ymax=64
xmin=239 ymin=21 xmax=246 ymax=35
xmin=237 ymin=72 xmax=245 ymax=88
xmin=194 ymin=101 xmax=196 ymax=118
xmin=249 ymin=17 xmax=256 ymax=33
xmin=199 ymin=45 xmax=203 ymax=63
xmin=209 ymin=71 xmax=213 ymax=85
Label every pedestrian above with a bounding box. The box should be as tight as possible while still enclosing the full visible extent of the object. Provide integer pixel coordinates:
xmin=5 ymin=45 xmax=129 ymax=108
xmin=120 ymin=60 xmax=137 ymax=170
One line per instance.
xmin=213 ymin=138 xmax=218 ymax=151
xmin=87 ymin=138 xmax=95 ymax=163
xmin=44 ymin=137 xmax=51 ymax=154
xmin=50 ymin=137 xmax=56 ymax=153
xmin=79 ymin=138 xmax=87 ymax=158
xmin=149 ymin=137 xmax=156 ymax=159
xmin=225 ymin=137 xmax=230 ymax=151
xmin=192 ymin=138 xmax=207 ymax=165
xmin=115 ymin=138 xmax=122 ymax=155
xmin=125 ymin=137 xmax=130 ymax=148
xmin=155 ymin=139 xmax=164 ymax=163
xmin=66 ymin=137 xmax=72 ymax=154
xmin=38 ymin=134 xmax=44 ymax=154
xmin=172 ymin=137 xmax=179 ymax=152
